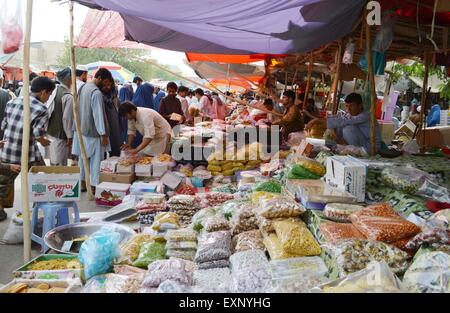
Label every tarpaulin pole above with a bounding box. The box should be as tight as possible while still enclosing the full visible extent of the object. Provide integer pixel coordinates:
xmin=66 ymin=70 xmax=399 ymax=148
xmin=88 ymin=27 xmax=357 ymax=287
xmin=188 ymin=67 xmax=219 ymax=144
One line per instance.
xmin=69 ymin=1 xmax=94 ymax=200
xmin=418 ymin=51 xmax=431 ymax=153
xmin=303 ymin=53 xmax=314 ymax=106
xmin=366 ymin=13 xmax=377 ymax=156
xmin=331 ymin=39 xmax=344 ymax=114
xmin=21 ymin=0 xmax=33 ymax=263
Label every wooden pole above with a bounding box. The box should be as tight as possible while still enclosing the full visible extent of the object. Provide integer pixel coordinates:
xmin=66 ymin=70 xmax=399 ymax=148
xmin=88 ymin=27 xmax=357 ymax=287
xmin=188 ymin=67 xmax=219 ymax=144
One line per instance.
xmin=69 ymin=1 xmax=94 ymax=200
xmin=284 ymin=69 xmax=289 ymax=90
xmin=21 ymin=0 xmax=33 ymax=263
xmin=418 ymin=51 xmax=430 ymax=152
xmin=331 ymin=39 xmax=344 ymax=113
xmin=366 ymin=16 xmax=377 ymax=156
xmin=303 ymin=53 xmax=314 ymax=106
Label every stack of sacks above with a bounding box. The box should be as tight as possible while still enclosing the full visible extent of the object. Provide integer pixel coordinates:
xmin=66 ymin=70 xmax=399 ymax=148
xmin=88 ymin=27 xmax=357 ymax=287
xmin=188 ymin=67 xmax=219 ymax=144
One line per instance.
xmin=165 ymin=228 xmax=198 ymax=261
xmin=194 ymin=231 xmax=232 ymax=270
xmin=207 ymin=143 xmax=266 ymax=176
xmin=167 ymin=195 xmax=200 ymax=226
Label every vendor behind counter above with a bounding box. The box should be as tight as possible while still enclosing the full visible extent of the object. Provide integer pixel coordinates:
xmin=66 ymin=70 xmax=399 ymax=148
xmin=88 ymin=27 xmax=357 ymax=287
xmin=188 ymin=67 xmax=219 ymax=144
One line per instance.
xmin=273 ymin=90 xmax=304 ymax=141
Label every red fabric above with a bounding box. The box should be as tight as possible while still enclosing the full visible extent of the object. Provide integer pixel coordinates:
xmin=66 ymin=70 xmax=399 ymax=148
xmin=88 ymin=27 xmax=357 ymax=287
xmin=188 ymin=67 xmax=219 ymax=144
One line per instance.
xmin=426 ymin=200 xmax=450 ymax=213
xmin=380 ymin=0 xmax=450 ymax=26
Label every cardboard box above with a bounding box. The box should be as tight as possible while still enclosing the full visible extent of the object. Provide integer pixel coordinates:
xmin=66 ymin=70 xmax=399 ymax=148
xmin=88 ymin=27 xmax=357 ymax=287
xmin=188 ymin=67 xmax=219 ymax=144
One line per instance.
xmin=116 ymin=164 xmax=135 ymax=174
xmin=135 ymin=164 xmax=152 ymax=177
xmin=130 ymin=182 xmax=159 ymax=195
xmin=297 ymin=140 xmax=314 ymax=157
xmin=95 ymin=182 xmax=131 ymax=207
xmin=100 ymin=173 xmax=136 ymax=184
xmin=394 ymin=119 xmax=416 ymax=138
xmin=29 ymin=166 xmax=80 ymax=202
xmin=379 ymin=121 xmax=395 ymax=145
xmin=152 ymin=163 xmax=170 ymax=178
xmin=325 ymin=156 xmax=367 ymax=202
xmin=161 ymin=171 xmax=184 ymax=190
xmin=100 ymin=157 xmax=120 ymax=174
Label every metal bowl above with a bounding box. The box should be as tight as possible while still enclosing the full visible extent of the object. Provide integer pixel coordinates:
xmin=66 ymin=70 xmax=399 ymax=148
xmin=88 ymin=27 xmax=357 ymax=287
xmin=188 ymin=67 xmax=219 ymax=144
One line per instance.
xmin=44 ymin=222 xmax=135 ymax=255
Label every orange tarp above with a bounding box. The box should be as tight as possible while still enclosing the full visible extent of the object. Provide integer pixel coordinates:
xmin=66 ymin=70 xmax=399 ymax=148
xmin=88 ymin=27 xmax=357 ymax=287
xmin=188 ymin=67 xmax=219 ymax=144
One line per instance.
xmin=186 ymin=53 xmax=287 ymax=64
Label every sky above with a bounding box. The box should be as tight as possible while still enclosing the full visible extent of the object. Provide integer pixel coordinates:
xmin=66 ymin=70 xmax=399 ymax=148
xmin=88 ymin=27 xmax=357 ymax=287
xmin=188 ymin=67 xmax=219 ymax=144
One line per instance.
xmin=25 ymin=0 xmax=196 ymax=76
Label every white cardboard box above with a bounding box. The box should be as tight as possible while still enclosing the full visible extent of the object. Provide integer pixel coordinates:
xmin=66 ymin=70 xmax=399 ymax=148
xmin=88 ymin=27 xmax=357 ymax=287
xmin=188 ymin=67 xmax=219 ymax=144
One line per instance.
xmin=161 ymin=171 xmax=184 ymax=190
xmin=325 ymin=156 xmax=367 ymax=202
xmin=135 ymin=164 xmax=152 ymax=177
xmin=116 ymin=164 xmax=135 ymax=174
xmin=29 ymin=166 xmax=81 ymax=202
xmin=95 ymin=182 xmax=131 ymax=206
xmin=100 ymin=157 xmax=120 ymax=174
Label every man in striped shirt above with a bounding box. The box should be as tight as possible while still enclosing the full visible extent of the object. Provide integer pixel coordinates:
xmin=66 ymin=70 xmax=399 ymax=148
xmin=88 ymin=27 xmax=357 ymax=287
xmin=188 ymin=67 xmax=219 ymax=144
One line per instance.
xmin=0 ymin=77 xmax=54 ymax=221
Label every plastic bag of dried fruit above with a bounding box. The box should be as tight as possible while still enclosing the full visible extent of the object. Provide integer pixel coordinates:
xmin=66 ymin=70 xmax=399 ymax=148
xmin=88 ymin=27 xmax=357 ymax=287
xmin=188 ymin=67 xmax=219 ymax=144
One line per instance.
xmin=0 ymin=0 xmax=23 ymax=54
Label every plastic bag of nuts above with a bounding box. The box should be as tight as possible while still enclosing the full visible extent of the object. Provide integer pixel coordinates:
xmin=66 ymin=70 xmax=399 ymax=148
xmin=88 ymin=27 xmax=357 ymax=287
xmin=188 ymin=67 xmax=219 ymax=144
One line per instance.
xmin=323 ymin=203 xmax=364 ymax=222
xmin=272 ymin=218 xmax=321 ymax=256
xmin=203 ymin=214 xmax=230 ymax=232
xmin=230 ymin=204 xmax=258 ymax=235
xmin=233 ymin=230 xmax=265 ymax=252
xmin=142 ymin=258 xmax=195 ymax=288
xmin=319 ymin=222 xmax=366 ymax=244
xmin=255 ymin=196 xmax=305 ymax=219
xmin=195 ymin=231 xmax=232 ymax=263
xmin=350 ymin=204 xmax=421 ymax=243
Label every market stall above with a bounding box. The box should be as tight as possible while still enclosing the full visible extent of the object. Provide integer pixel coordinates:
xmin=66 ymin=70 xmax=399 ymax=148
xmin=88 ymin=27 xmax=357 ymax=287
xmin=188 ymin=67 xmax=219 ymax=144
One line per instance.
xmin=4 ymin=0 xmax=449 ymax=294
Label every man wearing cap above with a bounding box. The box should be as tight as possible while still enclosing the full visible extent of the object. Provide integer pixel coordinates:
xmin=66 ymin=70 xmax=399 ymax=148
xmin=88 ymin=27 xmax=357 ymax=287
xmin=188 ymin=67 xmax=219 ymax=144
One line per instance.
xmin=76 ymin=65 xmax=88 ymax=93
xmin=46 ymin=67 xmax=74 ymax=166
xmin=0 ymin=69 xmax=12 ymax=141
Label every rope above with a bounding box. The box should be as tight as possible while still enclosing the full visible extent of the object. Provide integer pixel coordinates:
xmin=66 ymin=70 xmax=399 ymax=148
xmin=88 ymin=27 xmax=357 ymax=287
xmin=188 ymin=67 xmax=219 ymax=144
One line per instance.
xmin=426 ymin=0 xmax=439 ymax=51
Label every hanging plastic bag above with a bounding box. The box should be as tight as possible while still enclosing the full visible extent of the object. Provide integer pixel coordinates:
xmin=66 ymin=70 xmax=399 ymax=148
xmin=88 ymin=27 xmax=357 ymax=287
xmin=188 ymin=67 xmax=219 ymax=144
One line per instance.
xmin=342 ymin=39 xmax=355 ymax=64
xmin=372 ymin=12 xmax=396 ymax=53
xmin=78 ymin=228 xmax=121 ymax=280
xmin=0 ymin=0 xmax=24 ymax=54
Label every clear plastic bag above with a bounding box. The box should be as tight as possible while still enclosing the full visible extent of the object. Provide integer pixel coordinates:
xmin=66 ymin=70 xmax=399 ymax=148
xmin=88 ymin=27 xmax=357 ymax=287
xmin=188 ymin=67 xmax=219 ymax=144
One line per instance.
xmin=104 ymin=273 xmax=143 ymax=293
xmin=286 ymin=155 xmax=326 ymax=177
xmin=350 ymin=204 xmax=421 ymax=243
xmin=263 ymin=233 xmax=299 ymax=260
xmin=197 ymin=192 xmax=235 ymax=208
xmin=319 ymin=222 xmax=366 ymax=244
xmin=231 ymin=265 xmax=273 ymax=293
xmin=230 ymin=203 xmax=258 ymax=235
xmin=165 ymin=228 xmax=197 ymax=242
xmin=82 ymin=275 xmax=107 ymax=293
xmin=166 ymin=240 xmax=197 ymax=250
xmin=254 ymin=180 xmax=283 ymax=194
xmin=272 ymin=219 xmax=321 ymax=256
xmin=417 ymin=180 xmax=450 ymax=203
xmin=322 ymin=239 xmax=410 ymax=276
xmin=78 ymin=228 xmax=121 ymax=280
xmin=403 ymin=252 xmax=450 ymax=293
xmin=256 ymin=196 xmax=305 ymax=219
xmin=405 ymin=228 xmax=449 ymax=251
xmin=196 ymin=259 xmax=230 ymax=270
xmin=0 ymin=0 xmax=23 ymax=54
xmin=381 ymin=166 xmax=434 ymax=194
xmin=116 ymin=234 xmax=153 ymax=265
xmin=156 ymin=280 xmax=192 ymax=293
xmin=192 ymin=207 xmax=217 ymax=232
xmin=203 ymin=214 xmax=230 ymax=232
xmin=195 ymin=231 xmax=231 ymax=263
xmin=270 ymin=256 xmax=327 ymax=279
xmin=151 ymin=212 xmax=180 ymax=232
xmin=142 ymin=258 xmax=195 ymax=288
xmin=193 ymin=268 xmax=232 ymax=293
xmin=324 ymin=203 xmax=364 ymax=222
xmin=233 ymin=230 xmax=265 ymax=253
xmin=229 ymin=249 xmax=269 ymax=273
xmin=427 ymin=210 xmax=450 ymax=231
xmin=372 ymin=12 xmax=396 ymax=53
xmin=166 ymin=249 xmax=196 ymax=261
xmin=132 ymin=242 xmax=166 ymax=268
xmin=250 ymin=191 xmax=279 ymax=206
xmin=317 ymin=261 xmax=405 ymax=293
xmin=272 ymin=273 xmax=330 ymax=293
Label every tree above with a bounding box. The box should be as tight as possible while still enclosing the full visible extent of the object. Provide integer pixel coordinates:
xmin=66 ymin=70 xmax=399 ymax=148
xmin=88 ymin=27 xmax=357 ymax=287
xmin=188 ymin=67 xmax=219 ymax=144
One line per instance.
xmin=57 ymin=40 xmax=181 ymax=81
xmin=390 ymin=60 xmax=450 ymax=100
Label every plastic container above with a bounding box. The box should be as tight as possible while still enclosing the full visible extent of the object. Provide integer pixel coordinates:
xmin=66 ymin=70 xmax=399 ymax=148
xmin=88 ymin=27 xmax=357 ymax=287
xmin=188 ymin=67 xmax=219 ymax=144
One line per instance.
xmin=191 ymin=177 xmax=204 ymax=188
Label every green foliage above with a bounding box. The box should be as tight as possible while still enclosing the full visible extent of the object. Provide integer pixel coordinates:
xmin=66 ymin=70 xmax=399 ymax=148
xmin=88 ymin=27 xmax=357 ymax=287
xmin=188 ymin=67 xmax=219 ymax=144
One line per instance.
xmin=390 ymin=60 xmax=450 ymax=99
xmin=57 ymin=40 xmax=181 ymax=81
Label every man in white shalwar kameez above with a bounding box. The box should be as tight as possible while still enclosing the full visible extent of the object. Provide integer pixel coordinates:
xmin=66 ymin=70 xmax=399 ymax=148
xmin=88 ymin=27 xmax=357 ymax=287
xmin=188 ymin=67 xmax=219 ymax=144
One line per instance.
xmin=46 ymin=68 xmax=74 ymax=166
xmin=72 ymin=69 xmax=112 ymax=191
xmin=119 ymin=102 xmax=173 ymax=156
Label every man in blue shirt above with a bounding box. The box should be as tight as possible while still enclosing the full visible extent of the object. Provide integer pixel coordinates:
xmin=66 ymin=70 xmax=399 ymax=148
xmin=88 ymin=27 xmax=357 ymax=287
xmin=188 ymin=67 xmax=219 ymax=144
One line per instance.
xmin=326 ymin=93 xmax=384 ymax=153
xmin=153 ymin=87 xmax=166 ymax=112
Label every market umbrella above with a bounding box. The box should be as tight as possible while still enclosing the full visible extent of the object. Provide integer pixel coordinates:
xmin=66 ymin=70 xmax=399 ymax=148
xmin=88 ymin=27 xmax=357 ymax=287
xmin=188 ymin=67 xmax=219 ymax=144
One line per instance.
xmin=86 ymin=61 xmax=135 ymax=83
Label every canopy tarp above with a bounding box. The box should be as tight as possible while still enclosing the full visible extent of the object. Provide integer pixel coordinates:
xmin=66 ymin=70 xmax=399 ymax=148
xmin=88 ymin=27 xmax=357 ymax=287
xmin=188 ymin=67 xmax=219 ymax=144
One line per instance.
xmin=186 ymin=53 xmax=285 ymax=64
xmin=73 ymin=0 xmax=366 ymax=54
xmin=87 ymin=61 xmax=135 ymax=83
xmin=409 ymin=75 xmax=447 ymax=94
xmin=186 ymin=61 xmax=264 ymax=83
